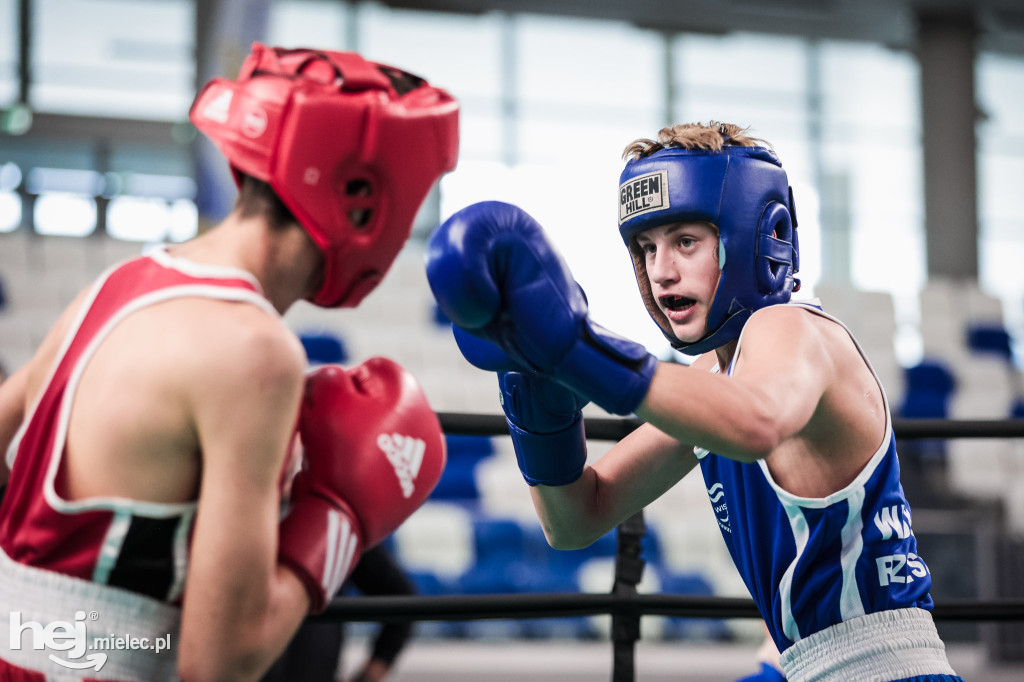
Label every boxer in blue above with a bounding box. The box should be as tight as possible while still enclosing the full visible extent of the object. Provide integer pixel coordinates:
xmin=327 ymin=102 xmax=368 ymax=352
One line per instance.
xmin=425 ymin=122 xmax=963 ymax=682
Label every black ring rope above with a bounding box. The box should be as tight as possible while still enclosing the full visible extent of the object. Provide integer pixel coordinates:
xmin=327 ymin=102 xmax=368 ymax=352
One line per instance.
xmin=318 ymin=413 xmax=1024 ymax=680
xmin=611 ymin=510 xmax=646 ymax=682
xmin=437 ymin=413 xmax=1024 ymax=442
xmin=313 ymin=593 xmax=1024 ymax=623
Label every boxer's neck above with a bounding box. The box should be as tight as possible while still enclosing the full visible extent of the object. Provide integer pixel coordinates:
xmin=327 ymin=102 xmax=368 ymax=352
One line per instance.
xmin=168 ymin=211 xmax=323 ymax=313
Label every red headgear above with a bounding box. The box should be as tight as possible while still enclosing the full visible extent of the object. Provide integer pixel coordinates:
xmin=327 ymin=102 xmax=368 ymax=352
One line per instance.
xmin=189 ymin=43 xmax=460 ymax=308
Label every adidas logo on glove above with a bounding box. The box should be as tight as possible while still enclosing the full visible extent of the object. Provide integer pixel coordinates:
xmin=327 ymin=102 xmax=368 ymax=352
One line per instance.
xmin=377 ymin=433 xmax=426 ymax=498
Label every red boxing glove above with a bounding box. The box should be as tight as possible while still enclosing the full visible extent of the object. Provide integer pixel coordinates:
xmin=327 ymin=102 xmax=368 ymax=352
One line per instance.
xmin=278 ymin=357 xmax=446 ymax=612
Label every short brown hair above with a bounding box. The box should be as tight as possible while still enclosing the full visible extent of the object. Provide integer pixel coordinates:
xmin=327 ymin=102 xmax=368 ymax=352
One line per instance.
xmin=622 ymin=122 xmax=769 ymax=161
xmin=235 ymin=173 xmax=298 ymax=231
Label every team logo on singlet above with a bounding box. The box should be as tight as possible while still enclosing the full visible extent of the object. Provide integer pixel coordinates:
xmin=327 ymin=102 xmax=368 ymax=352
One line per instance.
xmin=378 ymin=433 xmax=426 ymax=499
xmin=619 ymin=170 xmax=669 ymax=224
xmin=872 ymin=503 xmax=929 ymax=587
xmin=707 ymin=483 xmax=732 ymax=534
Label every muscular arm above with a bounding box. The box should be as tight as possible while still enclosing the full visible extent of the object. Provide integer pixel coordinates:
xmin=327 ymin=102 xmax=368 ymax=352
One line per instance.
xmin=1 ymin=288 xmax=90 ymax=488
xmin=636 ymin=306 xmax=834 ymax=463
xmin=177 ymin=314 xmax=310 ymax=682
xmin=530 ymin=421 xmax=698 ymax=549
xmin=0 ymin=363 xmax=28 ymax=488
xmin=532 ymin=308 xmax=835 ymax=550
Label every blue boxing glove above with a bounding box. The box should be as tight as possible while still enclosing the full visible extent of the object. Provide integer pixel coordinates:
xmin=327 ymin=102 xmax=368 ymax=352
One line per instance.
xmin=426 ymin=201 xmax=657 ymax=415
xmin=454 ymin=326 xmax=588 ymax=486
xmin=452 ymin=323 xmax=520 ymax=373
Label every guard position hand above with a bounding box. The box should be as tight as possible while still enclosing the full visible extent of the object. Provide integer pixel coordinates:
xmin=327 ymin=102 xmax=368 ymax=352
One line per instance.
xmin=426 ymin=201 xmax=656 ymax=416
xmin=454 ymin=326 xmax=588 ymax=486
xmin=278 ymin=358 xmax=446 ymax=612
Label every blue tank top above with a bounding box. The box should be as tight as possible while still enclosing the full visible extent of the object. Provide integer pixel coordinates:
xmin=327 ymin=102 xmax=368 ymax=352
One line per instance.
xmin=695 ymin=303 xmax=934 ymax=652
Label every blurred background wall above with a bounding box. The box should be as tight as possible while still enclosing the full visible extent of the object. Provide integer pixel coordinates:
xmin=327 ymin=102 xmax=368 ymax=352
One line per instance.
xmin=1 ymin=0 xmax=1024 ymax=673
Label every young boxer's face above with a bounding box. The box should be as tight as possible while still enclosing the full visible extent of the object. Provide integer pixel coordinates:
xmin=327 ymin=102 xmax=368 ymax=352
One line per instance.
xmin=635 ymin=221 xmax=721 ymax=344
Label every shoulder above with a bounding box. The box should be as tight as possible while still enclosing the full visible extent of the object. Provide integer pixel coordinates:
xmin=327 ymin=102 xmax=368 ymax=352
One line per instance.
xmin=688 ymin=353 xmax=719 ymax=373
xmin=22 ymin=285 xmax=96 ymax=405
xmin=746 ymin=302 xmax=819 ymax=328
xmin=730 ymin=304 xmax=843 ymax=377
xmin=179 ymin=302 xmax=307 ymax=470
xmin=177 ymin=300 xmax=307 ymax=396
xmin=741 ymin=304 xmax=836 ymax=348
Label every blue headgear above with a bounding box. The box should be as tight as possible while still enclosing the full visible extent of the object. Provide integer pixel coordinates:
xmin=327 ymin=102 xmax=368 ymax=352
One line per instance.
xmin=617 ymin=146 xmax=799 ymax=355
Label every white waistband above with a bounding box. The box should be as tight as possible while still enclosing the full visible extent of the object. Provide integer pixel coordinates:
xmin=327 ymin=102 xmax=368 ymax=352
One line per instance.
xmin=779 ymin=608 xmax=956 ymax=682
xmin=0 ymin=544 xmax=181 ymax=681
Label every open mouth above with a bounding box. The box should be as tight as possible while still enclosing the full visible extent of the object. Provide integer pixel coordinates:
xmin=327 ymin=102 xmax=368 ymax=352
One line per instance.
xmin=660 ymin=294 xmax=696 ymax=313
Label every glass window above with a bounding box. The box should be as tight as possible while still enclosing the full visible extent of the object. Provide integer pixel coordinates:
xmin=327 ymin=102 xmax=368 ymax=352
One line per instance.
xmin=267 ymin=0 xmax=349 ymax=50
xmin=0 ymin=0 xmax=16 ymax=106
xmin=360 ymin=5 xmax=502 ymax=101
xmin=358 ymin=4 xmax=505 ymax=163
xmin=0 ymin=137 xmax=95 ymax=174
xmin=0 ymin=161 xmax=20 ymax=233
xmin=977 ymin=52 xmax=1024 ymax=306
xmin=106 ymin=196 xmax=196 ymax=243
xmin=32 ymin=0 xmax=194 ymax=120
xmin=107 ymin=197 xmax=173 ymax=242
xmin=109 ymin=142 xmax=192 ymax=179
xmin=818 ymin=41 xmax=923 ymax=297
xmin=517 ymin=15 xmax=665 ymax=164
xmin=515 ymin=15 xmax=668 ymax=350
xmin=26 ymin=167 xmax=101 ymax=236
xmin=672 ymin=32 xmax=809 ymax=140
xmin=0 ymin=162 xmax=21 ymax=233
xmin=103 ymin=142 xmax=197 ymax=242
xmin=429 ymin=14 xmax=670 ymax=352
xmin=517 ymin=15 xmax=662 ymax=107
xmin=112 ymin=172 xmax=196 ymax=202
xmin=819 ymin=42 xmax=919 ymax=137
xmin=34 ymin=193 xmax=97 ymax=237
xmin=25 ymin=167 xmax=102 ymax=196
xmin=454 ymin=108 xmax=504 ymax=163
xmin=440 ymin=159 xmax=670 ymax=354
xmin=168 ymin=199 xmax=198 ymax=242
xmin=671 ymin=33 xmax=820 ymax=288
xmin=0 ymin=191 xmax=19 ymax=233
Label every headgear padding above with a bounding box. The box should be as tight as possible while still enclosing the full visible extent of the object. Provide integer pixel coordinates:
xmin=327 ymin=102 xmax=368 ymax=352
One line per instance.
xmin=618 ymin=146 xmax=799 ymax=355
xmin=190 ymin=43 xmax=459 ymax=308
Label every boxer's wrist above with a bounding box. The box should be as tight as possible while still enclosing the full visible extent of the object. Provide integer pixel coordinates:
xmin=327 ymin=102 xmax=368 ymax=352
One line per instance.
xmin=498 ymin=371 xmax=587 ymax=486
xmin=427 ymin=201 xmax=656 ymax=417
xmin=278 ymin=495 xmax=364 ymax=613
xmin=505 ymin=412 xmax=586 ymax=486
xmin=549 ymin=319 xmax=657 ymax=416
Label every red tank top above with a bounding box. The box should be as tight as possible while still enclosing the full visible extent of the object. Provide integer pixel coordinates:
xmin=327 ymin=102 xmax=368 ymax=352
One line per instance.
xmin=0 ymin=248 xmax=277 ymax=603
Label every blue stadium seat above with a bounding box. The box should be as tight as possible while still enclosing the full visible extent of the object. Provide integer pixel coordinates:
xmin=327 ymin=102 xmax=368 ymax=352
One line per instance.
xmin=430 ymin=435 xmax=494 ymax=502
xmin=656 ymin=569 xmax=732 ymax=641
xmin=640 ymin=524 xmax=663 ymax=567
xmin=471 ymin=517 xmax=527 ymax=568
xmin=900 ymin=359 xmax=956 ymax=420
xmin=539 ymin=527 xmax=617 ymax=577
xmin=455 ymin=518 xmax=532 ymax=638
xmin=1012 ymin=398 xmax=1024 ymax=419
xmin=898 ymin=358 xmax=957 ymax=465
xmin=299 ymin=331 xmax=349 ymax=365
xmin=455 ymin=516 xmax=597 ymax=639
xmin=965 ymin=323 xmax=1014 ymax=362
xmin=398 ymin=569 xmax=462 ymax=638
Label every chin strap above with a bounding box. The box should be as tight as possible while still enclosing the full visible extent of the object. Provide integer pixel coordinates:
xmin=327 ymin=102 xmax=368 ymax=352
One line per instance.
xmin=674 ymin=309 xmax=751 ymax=356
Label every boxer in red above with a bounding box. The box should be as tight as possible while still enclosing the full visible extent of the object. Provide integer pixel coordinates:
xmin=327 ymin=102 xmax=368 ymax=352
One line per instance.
xmin=0 ymin=43 xmax=457 ymax=682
